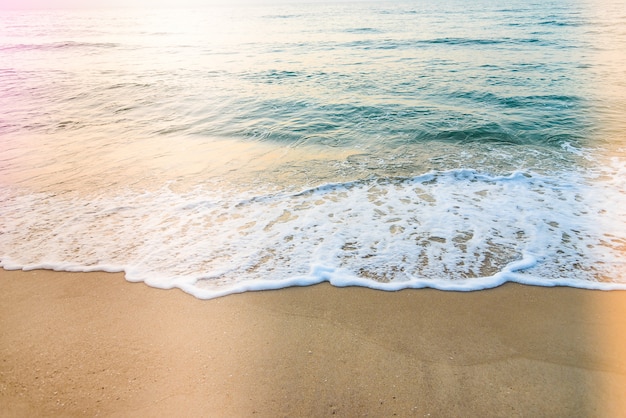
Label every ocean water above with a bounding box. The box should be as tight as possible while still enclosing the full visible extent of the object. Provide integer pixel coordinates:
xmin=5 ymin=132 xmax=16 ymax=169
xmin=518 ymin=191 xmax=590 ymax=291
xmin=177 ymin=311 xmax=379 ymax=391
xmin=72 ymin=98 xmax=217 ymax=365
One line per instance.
xmin=1 ymin=0 xmax=626 ymax=298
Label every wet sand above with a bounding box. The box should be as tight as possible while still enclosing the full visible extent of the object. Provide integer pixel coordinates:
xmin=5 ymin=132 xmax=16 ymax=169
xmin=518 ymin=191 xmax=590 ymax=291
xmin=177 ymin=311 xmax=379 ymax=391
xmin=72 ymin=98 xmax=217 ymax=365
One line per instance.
xmin=1 ymin=268 xmax=625 ymax=417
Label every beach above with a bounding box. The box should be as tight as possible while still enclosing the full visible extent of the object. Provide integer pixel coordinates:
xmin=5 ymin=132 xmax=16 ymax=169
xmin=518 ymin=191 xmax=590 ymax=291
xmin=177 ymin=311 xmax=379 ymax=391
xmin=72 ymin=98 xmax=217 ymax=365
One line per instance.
xmin=2 ymin=1 xmax=626 ymax=416
xmin=1 ymin=269 xmax=625 ymax=417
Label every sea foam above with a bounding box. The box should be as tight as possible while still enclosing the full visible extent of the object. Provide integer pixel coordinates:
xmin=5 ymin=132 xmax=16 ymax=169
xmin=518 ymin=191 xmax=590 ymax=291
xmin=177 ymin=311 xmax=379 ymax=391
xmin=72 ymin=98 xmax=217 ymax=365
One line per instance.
xmin=2 ymin=166 xmax=625 ymax=299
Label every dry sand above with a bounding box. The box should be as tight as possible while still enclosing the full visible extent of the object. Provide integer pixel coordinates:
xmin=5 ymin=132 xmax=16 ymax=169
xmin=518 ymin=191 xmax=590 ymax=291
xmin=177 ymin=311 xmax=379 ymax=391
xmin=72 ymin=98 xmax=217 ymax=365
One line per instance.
xmin=1 ymin=268 xmax=625 ymax=417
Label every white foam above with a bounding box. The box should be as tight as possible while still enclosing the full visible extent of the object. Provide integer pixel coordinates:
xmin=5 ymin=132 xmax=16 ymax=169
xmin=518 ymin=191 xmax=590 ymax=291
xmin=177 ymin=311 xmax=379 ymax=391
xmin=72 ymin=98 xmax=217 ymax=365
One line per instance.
xmin=2 ymin=166 xmax=626 ymax=299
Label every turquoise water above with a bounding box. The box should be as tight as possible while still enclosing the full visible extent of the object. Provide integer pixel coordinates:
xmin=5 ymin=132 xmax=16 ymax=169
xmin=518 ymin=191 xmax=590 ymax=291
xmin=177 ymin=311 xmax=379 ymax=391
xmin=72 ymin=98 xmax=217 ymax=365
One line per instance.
xmin=1 ymin=0 xmax=625 ymax=298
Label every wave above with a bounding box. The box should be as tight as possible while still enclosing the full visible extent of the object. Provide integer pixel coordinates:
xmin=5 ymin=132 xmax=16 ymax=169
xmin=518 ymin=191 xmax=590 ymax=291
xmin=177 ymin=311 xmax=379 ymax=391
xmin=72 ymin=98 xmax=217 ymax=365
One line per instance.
xmin=333 ymin=37 xmax=552 ymax=51
xmin=420 ymin=37 xmax=533 ymax=46
xmin=343 ymin=27 xmax=383 ymax=34
xmin=2 ymin=167 xmax=625 ymax=299
xmin=200 ymin=91 xmax=587 ymax=150
xmin=0 ymin=41 xmax=120 ymax=52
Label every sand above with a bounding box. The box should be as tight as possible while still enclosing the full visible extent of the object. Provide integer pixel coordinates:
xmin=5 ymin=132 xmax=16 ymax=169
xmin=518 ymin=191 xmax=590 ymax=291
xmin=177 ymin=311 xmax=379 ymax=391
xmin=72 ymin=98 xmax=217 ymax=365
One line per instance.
xmin=1 ymin=269 xmax=625 ymax=417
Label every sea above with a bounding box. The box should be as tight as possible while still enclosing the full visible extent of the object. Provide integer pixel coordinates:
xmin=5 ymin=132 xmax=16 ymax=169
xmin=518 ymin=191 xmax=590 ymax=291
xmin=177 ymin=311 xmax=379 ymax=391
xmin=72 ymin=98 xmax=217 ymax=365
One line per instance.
xmin=1 ymin=0 xmax=625 ymax=299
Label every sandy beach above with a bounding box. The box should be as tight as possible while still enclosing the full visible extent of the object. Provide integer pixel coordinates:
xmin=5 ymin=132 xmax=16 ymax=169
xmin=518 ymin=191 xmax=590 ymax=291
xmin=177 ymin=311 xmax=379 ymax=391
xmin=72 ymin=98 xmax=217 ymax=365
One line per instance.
xmin=1 ymin=269 xmax=625 ymax=417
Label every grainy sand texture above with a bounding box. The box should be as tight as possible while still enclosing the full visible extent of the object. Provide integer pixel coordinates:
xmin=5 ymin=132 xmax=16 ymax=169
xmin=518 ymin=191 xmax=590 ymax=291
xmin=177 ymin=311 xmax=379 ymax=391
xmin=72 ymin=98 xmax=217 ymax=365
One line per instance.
xmin=1 ymin=269 xmax=625 ymax=417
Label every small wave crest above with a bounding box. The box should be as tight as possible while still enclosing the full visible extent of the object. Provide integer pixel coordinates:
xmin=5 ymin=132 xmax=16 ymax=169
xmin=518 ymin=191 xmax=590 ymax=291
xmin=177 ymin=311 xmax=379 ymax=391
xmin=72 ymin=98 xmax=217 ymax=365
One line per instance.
xmin=0 ymin=41 xmax=120 ymax=52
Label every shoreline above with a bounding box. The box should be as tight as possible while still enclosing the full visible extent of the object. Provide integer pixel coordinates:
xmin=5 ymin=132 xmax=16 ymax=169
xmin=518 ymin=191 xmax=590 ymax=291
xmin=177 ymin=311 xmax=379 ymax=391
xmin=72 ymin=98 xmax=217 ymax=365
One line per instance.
xmin=1 ymin=268 xmax=626 ymax=416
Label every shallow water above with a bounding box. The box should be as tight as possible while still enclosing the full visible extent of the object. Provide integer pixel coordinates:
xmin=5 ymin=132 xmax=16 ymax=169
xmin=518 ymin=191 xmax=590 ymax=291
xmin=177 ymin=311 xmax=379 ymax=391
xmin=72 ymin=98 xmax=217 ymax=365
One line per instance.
xmin=1 ymin=0 xmax=625 ymax=298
